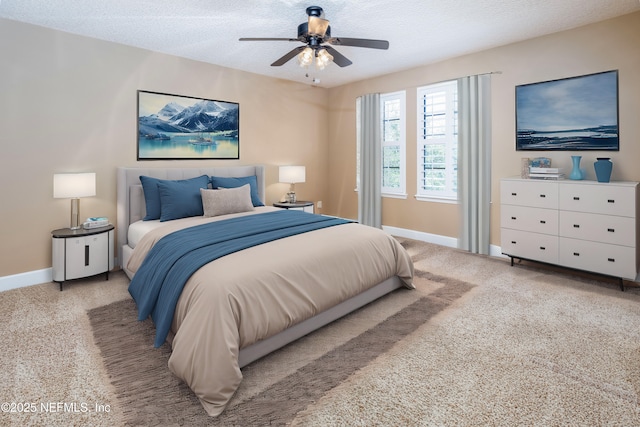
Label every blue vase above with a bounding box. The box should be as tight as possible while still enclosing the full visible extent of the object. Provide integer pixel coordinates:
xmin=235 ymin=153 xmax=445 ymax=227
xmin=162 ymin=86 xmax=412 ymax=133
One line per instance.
xmin=594 ymin=158 xmax=612 ymax=183
xmin=569 ymin=155 xmax=584 ymax=180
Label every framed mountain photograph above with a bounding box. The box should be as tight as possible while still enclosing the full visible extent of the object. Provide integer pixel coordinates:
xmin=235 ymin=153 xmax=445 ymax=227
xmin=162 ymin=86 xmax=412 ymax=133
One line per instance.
xmin=137 ymin=90 xmax=239 ymax=160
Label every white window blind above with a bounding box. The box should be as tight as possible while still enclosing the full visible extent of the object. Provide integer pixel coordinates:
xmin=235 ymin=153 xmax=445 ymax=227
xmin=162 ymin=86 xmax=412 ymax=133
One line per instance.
xmin=416 ymin=81 xmax=458 ymax=202
xmin=381 ymin=91 xmax=406 ymax=198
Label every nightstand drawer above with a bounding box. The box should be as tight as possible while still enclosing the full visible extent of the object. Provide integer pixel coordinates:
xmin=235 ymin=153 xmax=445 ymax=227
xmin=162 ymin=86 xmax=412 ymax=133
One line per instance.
xmin=65 ymin=234 xmax=110 ymax=280
xmin=501 ymin=205 xmax=558 ymax=235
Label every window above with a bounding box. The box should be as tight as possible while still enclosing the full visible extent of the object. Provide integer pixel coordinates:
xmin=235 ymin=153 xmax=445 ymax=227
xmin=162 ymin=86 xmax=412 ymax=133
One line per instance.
xmin=381 ymin=91 xmax=406 ymax=198
xmin=355 ymin=91 xmax=406 ymax=198
xmin=416 ymin=80 xmax=458 ymax=202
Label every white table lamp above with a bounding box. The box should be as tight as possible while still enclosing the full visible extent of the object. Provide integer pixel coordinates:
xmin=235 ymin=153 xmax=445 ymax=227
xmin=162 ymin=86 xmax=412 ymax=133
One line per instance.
xmin=54 ymin=172 xmax=96 ymax=229
xmin=279 ymin=166 xmax=306 ymax=203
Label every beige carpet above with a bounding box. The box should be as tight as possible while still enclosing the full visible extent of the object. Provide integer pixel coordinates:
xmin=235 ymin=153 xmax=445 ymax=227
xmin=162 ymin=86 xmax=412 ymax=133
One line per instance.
xmin=87 ymin=272 xmax=472 ymax=426
xmin=1 ymin=239 xmax=640 ymax=426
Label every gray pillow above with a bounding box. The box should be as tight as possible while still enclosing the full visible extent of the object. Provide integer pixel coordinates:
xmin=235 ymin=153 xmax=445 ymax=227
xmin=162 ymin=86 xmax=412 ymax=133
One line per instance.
xmin=200 ymin=185 xmax=254 ymax=217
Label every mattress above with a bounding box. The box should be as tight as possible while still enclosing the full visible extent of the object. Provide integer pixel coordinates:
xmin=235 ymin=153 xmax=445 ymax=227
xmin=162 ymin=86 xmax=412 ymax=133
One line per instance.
xmin=127 ymin=206 xmax=280 ymax=249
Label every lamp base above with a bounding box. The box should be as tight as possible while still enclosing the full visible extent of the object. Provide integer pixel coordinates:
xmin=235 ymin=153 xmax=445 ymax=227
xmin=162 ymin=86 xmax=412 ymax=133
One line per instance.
xmin=287 ymin=191 xmax=297 ymax=203
xmin=70 ymin=198 xmax=81 ymax=230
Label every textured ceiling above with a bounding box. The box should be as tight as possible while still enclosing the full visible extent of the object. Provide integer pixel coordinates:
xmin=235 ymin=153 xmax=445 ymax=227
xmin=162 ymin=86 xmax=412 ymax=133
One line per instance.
xmin=1 ymin=0 xmax=639 ymax=88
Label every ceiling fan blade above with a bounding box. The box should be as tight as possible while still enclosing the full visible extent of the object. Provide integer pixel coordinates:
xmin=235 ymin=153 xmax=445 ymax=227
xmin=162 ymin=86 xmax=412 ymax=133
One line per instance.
xmin=325 ymin=46 xmax=352 ymax=67
xmin=239 ymin=37 xmax=299 ymax=42
xmin=271 ymin=46 xmax=306 ymax=66
xmin=328 ymin=37 xmax=389 ymax=50
xmin=308 ymin=16 xmax=330 ymax=37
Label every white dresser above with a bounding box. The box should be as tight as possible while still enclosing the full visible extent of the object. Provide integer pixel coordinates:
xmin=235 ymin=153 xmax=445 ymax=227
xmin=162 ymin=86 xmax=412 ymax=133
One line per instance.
xmin=500 ymin=177 xmax=638 ymax=290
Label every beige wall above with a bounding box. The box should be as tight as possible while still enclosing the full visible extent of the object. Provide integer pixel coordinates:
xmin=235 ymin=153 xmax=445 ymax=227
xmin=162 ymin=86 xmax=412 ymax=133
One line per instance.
xmin=327 ymin=12 xmax=640 ymax=247
xmin=2 ymin=12 xmax=640 ymax=279
xmin=0 ymin=18 xmax=329 ymax=277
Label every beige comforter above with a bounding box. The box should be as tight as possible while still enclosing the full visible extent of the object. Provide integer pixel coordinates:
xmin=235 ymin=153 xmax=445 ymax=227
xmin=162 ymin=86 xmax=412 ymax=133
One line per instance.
xmin=127 ymin=208 xmax=414 ymax=416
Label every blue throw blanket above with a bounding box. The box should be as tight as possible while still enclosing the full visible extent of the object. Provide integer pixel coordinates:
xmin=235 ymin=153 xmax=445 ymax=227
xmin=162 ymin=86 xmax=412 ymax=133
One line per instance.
xmin=128 ymin=210 xmax=352 ymax=347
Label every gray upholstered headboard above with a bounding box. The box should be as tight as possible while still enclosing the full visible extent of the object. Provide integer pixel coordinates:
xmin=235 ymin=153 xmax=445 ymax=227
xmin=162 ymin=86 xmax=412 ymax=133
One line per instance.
xmin=116 ymin=165 xmax=265 ymax=267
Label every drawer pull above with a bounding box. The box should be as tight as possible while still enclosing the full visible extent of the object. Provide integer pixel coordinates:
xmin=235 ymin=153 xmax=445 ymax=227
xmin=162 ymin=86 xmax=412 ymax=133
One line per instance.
xmin=539 ymin=194 xmax=546 ymax=198
xmin=608 ymin=199 xmax=615 ymax=203
xmin=539 ymin=246 xmax=546 ymax=250
xmin=573 ymin=224 xmax=580 ymax=228
xmin=511 ymin=216 xmax=517 ymax=220
xmin=511 ymin=192 xmax=517 ymax=196
xmin=573 ymin=252 xmax=580 ymax=256
xmin=85 ymin=245 xmax=90 ymax=266
xmin=573 ymin=196 xmax=580 ymax=200
xmin=511 ymin=241 xmax=517 ymax=244
xmin=540 ymin=220 xmax=546 ymax=224
xmin=608 ymin=258 xmax=615 ymax=263
xmin=607 ymin=228 xmax=615 ymax=233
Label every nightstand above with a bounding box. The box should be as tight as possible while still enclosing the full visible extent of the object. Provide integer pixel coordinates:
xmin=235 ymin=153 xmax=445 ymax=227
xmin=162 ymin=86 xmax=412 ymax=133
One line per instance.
xmin=273 ymin=201 xmax=314 ymax=213
xmin=51 ymin=224 xmax=115 ymax=291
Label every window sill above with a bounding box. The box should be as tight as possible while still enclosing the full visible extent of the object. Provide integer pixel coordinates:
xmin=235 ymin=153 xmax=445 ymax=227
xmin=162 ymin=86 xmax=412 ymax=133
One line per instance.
xmin=354 ymin=188 xmax=408 ymax=200
xmin=415 ymin=194 xmax=458 ymax=204
xmin=382 ymin=192 xmax=408 ymax=199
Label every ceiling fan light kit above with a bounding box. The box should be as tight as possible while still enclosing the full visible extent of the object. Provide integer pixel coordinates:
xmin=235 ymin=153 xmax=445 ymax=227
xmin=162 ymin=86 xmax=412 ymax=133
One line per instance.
xmin=297 ymin=46 xmax=333 ymax=70
xmin=240 ymin=6 xmax=389 ymax=70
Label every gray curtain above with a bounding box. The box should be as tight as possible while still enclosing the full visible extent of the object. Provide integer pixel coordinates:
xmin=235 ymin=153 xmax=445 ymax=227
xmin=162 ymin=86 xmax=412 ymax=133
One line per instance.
xmin=458 ymin=75 xmax=492 ymax=254
xmin=357 ymin=93 xmax=382 ymax=228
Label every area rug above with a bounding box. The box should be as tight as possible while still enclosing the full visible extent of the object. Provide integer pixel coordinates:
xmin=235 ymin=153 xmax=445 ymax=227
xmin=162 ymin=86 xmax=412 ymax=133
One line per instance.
xmin=88 ymin=272 xmax=473 ymax=426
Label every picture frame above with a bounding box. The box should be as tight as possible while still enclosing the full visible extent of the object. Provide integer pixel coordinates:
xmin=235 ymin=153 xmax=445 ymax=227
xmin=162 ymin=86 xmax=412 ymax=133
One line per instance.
xmin=515 ymin=70 xmax=619 ymax=151
xmin=137 ymin=90 xmax=239 ymax=160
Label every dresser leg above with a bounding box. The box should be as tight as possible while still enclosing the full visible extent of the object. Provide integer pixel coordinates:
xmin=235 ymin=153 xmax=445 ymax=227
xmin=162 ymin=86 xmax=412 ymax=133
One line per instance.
xmin=619 ymin=278 xmax=625 ymax=292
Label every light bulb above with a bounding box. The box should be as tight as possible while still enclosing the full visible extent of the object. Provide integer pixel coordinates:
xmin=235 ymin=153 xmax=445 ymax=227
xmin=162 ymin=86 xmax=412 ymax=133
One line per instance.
xmin=315 ymin=49 xmax=333 ymax=70
xmin=297 ymin=47 xmax=313 ymax=68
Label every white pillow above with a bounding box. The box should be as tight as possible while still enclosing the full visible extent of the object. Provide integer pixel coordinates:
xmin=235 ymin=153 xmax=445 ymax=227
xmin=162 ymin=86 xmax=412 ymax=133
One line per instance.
xmin=200 ymin=185 xmax=254 ymax=217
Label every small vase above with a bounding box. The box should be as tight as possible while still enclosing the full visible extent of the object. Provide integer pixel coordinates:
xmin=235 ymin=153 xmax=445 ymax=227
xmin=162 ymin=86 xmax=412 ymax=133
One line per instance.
xmin=594 ymin=158 xmax=613 ymax=183
xmin=569 ymin=155 xmax=584 ymax=180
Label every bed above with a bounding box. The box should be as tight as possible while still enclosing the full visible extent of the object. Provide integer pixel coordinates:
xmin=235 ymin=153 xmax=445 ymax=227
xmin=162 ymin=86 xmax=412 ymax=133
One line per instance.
xmin=116 ymin=165 xmax=414 ymax=416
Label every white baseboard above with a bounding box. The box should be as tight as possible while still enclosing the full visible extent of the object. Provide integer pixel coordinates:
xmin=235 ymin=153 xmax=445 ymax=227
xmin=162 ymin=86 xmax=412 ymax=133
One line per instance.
xmin=383 ymin=225 xmax=458 ymax=248
xmin=382 ymin=225 xmax=507 ymax=259
xmin=0 ymin=257 xmax=121 ymax=293
xmin=0 ymin=268 xmax=53 ymax=293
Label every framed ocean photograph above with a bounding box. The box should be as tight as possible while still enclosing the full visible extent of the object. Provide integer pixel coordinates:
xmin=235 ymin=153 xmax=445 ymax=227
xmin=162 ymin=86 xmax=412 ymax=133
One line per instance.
xmin=515 ymin=70 xmax=619 ymax=151
xmin=137 ymin=90 xmax=239 ymax=160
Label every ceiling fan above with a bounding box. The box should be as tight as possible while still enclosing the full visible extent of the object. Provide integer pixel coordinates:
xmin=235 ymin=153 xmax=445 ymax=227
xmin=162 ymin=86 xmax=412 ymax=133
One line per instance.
xmin=239 ymin=6 xmax=389 ymax=69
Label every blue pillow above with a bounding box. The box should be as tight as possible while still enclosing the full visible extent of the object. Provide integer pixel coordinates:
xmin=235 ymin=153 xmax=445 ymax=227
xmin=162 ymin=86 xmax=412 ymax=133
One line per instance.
xmin=157 ymin=175 xmax=209 ymax=221
xmin=210 ymin=175 xmax=264 ymax=207
xmin=139 ymin=175 xmax=209 ymax=221
xmin=139 ymin=176 xmax=163 ymax=220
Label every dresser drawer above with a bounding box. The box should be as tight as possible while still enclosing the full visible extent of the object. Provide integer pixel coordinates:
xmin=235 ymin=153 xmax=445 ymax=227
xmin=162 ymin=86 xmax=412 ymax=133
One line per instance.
xmin=501 ymin=205 xmax=558 ymax=235
xmin=559 ymin=211 xmax=635 ymax=247
xmin=501 ymin=180 xmax=558 ymax=209
xmin=501 ymin=228 xmax=558 ymax=264
xmin=559 ymin=237 xmax=637 ymax=279
xmin=559 ymin=183 xmax=636 ymax=217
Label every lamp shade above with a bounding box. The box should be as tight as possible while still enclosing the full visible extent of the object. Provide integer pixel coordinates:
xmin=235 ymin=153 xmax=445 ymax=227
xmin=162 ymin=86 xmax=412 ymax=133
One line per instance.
xmin=279 ymin=166 xmax=306 ymax=184
xmin=53 ymin=173 xmax=96 ymax=198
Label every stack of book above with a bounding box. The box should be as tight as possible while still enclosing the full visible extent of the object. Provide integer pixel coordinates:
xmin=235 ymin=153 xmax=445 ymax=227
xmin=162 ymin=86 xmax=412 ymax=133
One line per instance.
xmin=529 ymin=167 xmax=565 ymax=180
